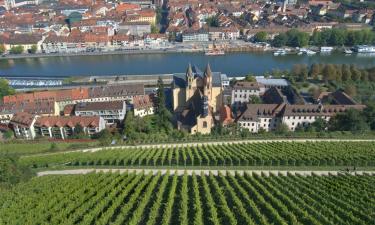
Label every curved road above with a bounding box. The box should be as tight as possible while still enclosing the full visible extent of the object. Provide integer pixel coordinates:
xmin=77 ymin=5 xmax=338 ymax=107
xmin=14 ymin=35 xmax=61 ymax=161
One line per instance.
xmin=37 ymin=168 xmax=375 ymax=177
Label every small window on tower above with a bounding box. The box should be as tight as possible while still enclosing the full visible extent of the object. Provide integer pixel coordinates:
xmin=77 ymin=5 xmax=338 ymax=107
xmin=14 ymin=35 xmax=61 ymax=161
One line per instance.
xmin=203 ymin=121 xmax=208 ymax=128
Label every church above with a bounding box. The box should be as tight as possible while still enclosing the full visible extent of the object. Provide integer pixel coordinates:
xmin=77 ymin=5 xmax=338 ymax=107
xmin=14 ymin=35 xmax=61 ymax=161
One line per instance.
xmin=172 ymin=64 xmax=224 ymax=134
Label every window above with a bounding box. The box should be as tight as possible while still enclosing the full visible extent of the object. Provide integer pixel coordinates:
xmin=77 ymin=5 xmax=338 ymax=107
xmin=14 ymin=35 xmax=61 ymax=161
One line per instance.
xmin=203 ymin=121 xmax=208 ymax=128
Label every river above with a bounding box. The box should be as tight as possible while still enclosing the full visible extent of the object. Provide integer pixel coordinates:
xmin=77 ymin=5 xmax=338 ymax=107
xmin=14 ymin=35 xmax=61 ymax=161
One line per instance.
xmin=1 ymin=52 xmax=375 ymax=77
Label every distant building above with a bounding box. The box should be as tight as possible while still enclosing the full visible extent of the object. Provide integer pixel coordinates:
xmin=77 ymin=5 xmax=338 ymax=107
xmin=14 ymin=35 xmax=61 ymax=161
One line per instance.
xmin=255 ymin=76 xmax=290 ymax=89
xmin=74 ymin=101 xmax=127 ymax=124
xmin=182 ymin=29 xmax=209 ymax=42
xmin=118 ymin=22 xmax=151 ymax=36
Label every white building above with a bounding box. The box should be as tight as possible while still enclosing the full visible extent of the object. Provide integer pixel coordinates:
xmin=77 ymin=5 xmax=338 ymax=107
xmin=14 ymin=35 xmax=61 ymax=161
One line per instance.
xmin=238 ymin=103 xmax=366 ymax=133
xmin=74 ymin=101 xmax=126 ymax=124
xmin=231 ymin=81 xmax=265 ymax=106
xmin=9 ymin=112 xmax=38 ymax=140
xmin=132 ymin=95 xmax=155 ymax=117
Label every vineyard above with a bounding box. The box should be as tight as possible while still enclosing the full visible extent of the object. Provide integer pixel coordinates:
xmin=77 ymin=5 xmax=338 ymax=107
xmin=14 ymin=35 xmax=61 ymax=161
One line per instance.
xmin=0 ymin=172 xmax=374 ymax=225
xmin=20 ymin=141 xmax=375 ymax=168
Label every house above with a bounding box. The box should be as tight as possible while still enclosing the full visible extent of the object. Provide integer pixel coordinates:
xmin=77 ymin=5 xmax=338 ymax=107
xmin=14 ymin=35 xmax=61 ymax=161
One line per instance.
xmin=74 ymin=101 xmax=126 ymax=124
xmin=173 ymin=64 xmax=224 ymax=134
xmin=132 ymin=95 xmax=155 ymax=117
xmin=0 ymin=33 xmax=43 ymax=53
xmin=231 ymin=81 xmax=265 ymax=106
xmin=34 ymin=116 xmax=105 ymax=139
xmin=255 ymin=77 xmax=290 ymax=89
xmin=118 ymin=21 xmax=151 ymax=36
xmin=182 ymin=28 xmax=209 ymax=42
xmin=9 ymin=112 xmax=38 ymax=140
xmin=238 ymin=104 xmax=284 ymax=133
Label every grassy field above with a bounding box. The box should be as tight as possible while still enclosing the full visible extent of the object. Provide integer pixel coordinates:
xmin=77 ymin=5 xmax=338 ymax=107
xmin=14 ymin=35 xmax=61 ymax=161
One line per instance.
xmin=0 ymin=141 xmax=99 ymax=156
xmin=1 ymin=172 xmax=373 ymax=225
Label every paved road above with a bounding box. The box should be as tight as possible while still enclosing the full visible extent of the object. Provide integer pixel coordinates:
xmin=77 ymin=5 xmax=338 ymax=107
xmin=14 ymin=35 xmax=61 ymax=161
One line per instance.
xmin=37 ymin=169 xmax=375 ymax=177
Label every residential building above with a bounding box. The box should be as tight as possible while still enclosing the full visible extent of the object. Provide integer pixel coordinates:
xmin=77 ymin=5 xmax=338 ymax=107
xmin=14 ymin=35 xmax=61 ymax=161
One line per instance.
xmin=34 ymin=116 xmax=105 ymax=139
xmin=182 ymin=28 xmax=209 ymax=42
xmin=132 ymin=95 xmax=155 ymax=117
xmin=74 ymin=101 xmax=126 ymax=124
xmin=255 ymin=77 xmax=290 ymax=89
xmin=118 ymin=22 xmax=151 ymax=36
xmin=9 ymin=112 xmax=37 ymax=140
xmin=231 ymin=81 xmax=265 ymax=105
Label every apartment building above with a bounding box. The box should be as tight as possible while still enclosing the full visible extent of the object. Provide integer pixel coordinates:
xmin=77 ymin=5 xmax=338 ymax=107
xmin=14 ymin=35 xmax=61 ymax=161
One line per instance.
xmin=34 ymin=116 xmax=105 ymax=139
xmin=74 ymin=101 xmax=126 ymax=124
xmin=132 ymin=95 xmax=154 ymax=117
xmin=231 ymin=81 xmax=265 ymax=106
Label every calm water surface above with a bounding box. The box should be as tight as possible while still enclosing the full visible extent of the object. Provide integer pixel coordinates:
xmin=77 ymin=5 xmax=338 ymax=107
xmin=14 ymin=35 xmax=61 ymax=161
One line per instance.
xmin=1 ymin=52 xmax=375 ymax=77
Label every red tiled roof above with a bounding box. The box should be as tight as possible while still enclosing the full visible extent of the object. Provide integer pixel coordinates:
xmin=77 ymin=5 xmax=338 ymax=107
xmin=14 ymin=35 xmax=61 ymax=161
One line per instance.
xmin=35 ymin=116 xmax=101 ymax=128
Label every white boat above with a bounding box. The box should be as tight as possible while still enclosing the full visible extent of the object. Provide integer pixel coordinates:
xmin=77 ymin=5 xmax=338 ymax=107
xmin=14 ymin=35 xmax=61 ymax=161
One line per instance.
xmin=306 ymin=50 xmax=316 ymax=55
xmin=273 ymin=49 xmax=287 ymax=56
xmin=344 ymin=49 xmax=353 ymax=54
xmin=320 ymin=46 xmax=333 ymax=52
xmin=205 ymin=49 xmax=225 ymax=56
xmin=355 ymin=45 xmax=375 ymax=53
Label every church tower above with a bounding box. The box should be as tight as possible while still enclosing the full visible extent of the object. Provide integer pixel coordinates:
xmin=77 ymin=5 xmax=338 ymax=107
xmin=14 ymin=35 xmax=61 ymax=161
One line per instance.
xmin=186 ymin=63 xmax=194 ymax=101
xmin=203 ymin=63 xmax=213 ymax=101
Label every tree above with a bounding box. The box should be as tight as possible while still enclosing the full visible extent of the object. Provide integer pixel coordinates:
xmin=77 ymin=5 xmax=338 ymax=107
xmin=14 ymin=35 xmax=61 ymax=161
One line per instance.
xmin=322 ymin=64 xmax=337 ymax=83
xmin=272 ymin=33 xmax=287 ymax=47
xmin=249 ymin=95 xmax=261 ymax=104
xmin=328 ymin=109 xmax=369 ymax=132
xmin=342 ymin=64 xmax=352 ymax=81
xmin=309 ymin=118 xmax=327 ymax=132
xmin=309 ymin=63 xmax=321 ymax=79
xmin=156 ymin=77 xmax=172 ymax=133
xmin=254 ymin=31 xmax=267 ymax=42
xmin=72 ymin=123 xmax=87 ymax=139
xmin=363 ymin=103 xmax=375 ymax=130
xmin=244 ymin=75 xmax=256 ymax=82
xmin=344 ymin=85 xmax=357 ymax=97
xmin=0 ymin=155 xmax=34 ymax=188
xmin=274 ymin=123 xmax=289 ymax=134
xmin=95 ymin=129 xmax=113 ymax=146
xmin=0 ymin=79 xmax=15 ymax=99
xmin=3 ymin=130 xmax=13 ymax=140
xmin=28 ymin=45 xmax=37 ymax=54
xmin=0 ymin=44 xmax=5 ymax=54
xmin=350 ymin=65 xmax=361 ymax=81
xmin=9 ymin=45 xmax=24 ymax=54
xmin=123 ymin=111 xmax=136 ymax=137
xmin=205 ymin=16 xmax=219 ymax=27
xmin=151 ymin=24 xmax=159 ymax=34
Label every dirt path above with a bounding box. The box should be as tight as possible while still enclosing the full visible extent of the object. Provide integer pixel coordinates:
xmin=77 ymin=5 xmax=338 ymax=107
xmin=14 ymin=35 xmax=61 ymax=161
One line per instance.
xmin=37 ymin=169 xmax=375 ymax=177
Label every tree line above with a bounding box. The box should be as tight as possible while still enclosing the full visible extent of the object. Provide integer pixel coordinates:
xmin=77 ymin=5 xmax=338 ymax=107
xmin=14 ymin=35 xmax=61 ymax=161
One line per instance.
xmin=267 ymin=28 xmax=375 ymax=48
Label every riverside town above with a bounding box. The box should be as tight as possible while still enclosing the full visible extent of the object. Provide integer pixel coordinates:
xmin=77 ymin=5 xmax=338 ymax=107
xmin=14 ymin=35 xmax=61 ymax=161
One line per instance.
xmin=0 ymin=0 xmax=375 ymax=225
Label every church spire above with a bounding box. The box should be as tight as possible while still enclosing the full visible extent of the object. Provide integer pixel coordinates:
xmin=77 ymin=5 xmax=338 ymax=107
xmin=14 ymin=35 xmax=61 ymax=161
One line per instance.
xmin=204 ymin=63 xmax=212 ymax=77
xmin=186 ymin=63 xmax=193 ymax=77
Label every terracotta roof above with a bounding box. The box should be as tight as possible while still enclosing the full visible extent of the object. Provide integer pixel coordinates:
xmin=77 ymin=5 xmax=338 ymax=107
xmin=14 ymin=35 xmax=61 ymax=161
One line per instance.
xmin=10 ymin=112 xmax=36 ymax=128
xmin=132 ymin=95 xmax=153 ymax=109
xmin=282 ymin=104 xmax=366 ymax=117
xmin=239 ymin=104 xmax=282 ymax=121
xmin=35 ymin=116 xmax=101 ymax=128
xmin=233 ymin=81 xmax=264 ymax=90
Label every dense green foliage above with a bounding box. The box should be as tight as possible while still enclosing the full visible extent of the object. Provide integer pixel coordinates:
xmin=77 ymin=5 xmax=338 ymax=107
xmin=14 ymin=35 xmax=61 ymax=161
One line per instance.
xmin=254 ymin=31 xmax=268 ymax=42
xmin=0 ymin=155 xmax=34 ymax=188
xmin=0 ymin=79 xmax=15 ymax=100
xmin=271 ymin=28 xmax=375 ymax=47
xmin=0 ymin=44 xmax=5 ymax=54
xmin=20 ymin=141 xmax=375 ymax=168
xmin=0 ymin=172 xmax=374 ymax=224
xmin=0 ymin=141 xmax=98 ymax=156
xmin=9 ymin=45 xmax=24 ymax=54
xmin=205 ymin=16 xmax=219 ymax=27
